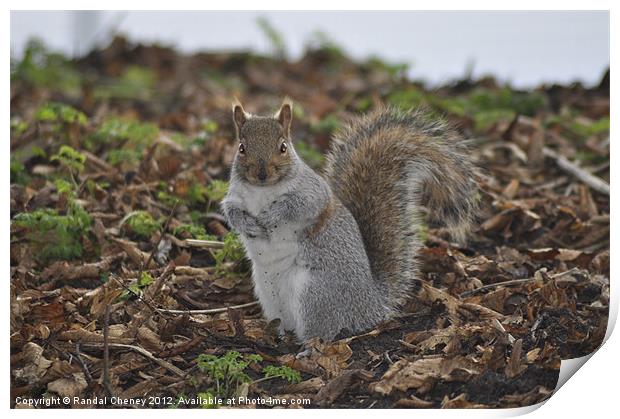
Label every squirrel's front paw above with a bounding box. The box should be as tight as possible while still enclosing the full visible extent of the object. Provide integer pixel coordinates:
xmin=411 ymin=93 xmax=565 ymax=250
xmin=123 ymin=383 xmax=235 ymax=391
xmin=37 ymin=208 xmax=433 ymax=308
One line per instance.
xmin=244 ymin=221 xmax=269 ymax=239
xmin=257 ymin=204 xmax=284 ymax=231
xmin=256 ymin=214 xmax=275 ymax=231
xmin=226 ymin=207 xmax=269 ymax=239
xmin=240 ymin=213 xmax=268 ymax=239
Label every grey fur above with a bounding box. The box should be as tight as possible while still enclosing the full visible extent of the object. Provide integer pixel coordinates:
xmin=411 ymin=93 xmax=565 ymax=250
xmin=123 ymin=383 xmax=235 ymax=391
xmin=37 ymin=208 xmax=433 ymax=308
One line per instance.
xmin=222 ymin=104 xmax=478 ymax=341
xmin=324 ymin=106 xmax=479 ymax=308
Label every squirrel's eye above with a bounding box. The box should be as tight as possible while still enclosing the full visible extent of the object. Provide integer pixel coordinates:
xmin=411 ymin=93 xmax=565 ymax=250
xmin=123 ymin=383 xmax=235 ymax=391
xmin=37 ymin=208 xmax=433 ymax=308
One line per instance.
xmin=280 ymin=142 xmax=287 ymax=154
xmin=238 ymin=143 xmax=245 ymax=154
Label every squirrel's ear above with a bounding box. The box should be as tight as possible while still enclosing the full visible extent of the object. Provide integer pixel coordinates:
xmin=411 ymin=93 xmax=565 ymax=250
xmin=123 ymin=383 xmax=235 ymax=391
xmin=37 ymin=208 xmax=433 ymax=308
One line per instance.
xmin=232 ymin=100 xmax=248 ymax=137
xmin=275 ymin=98 xmax=293 ymax=138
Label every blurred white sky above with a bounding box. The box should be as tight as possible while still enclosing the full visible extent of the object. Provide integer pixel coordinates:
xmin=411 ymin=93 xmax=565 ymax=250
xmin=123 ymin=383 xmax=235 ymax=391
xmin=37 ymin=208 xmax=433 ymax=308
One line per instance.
xmin=10 ymin=10 xmax=609 ymax=88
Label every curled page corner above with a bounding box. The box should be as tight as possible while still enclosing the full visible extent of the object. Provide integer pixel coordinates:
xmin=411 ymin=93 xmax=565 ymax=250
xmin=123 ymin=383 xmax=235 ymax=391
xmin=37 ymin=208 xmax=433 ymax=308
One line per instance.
xmin=556 ymin=354 xmax=594 ymax=391
xmin=500 ymin=401 xmax=546 ymax=417
xmin=555 ymin=286 xmax=617 ymax=393
xmin=497 ymin=349 xmax=606 ymax=417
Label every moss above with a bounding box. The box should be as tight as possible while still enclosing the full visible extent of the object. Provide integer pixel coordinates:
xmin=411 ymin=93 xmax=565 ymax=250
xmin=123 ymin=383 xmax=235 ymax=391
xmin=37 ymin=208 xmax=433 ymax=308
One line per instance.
xmin=354 ymin=96 xmax=373 ymax=112
xmin=35 ymin=102 xmax=87 ymax=126
xmin=90 ymin=117 xmax=159 ymax=147
xmin=169 ymin=132 xmax=192 ymax=149
xmin=94 ymin=65 xmax=156 ymax=100
xmin=546 ymin=112 xmax=609 ymax=142
xmin=468 ymin=87 xmax=547 ymax=116
xmin=54 ymin=178 xmax=75 ymax=196
xmin=430 ymin=87 xmax=547 ymax=134
xmin=50 ymin=145 xmax=86 ymax=173
xmin=12 ymin=203 xmax=92 ymax=262
xmin=569 ymin=117 xmax=610 ymax=138
xmin=183 ymin=180 xmax=228 ymax=206
xmin=196 ymin=351 xmax=262 ymax=401
xmin=193 ymin=350 xmax=300 ymax=405
xmin=89 ymin=117 xmax=159 ymax=167
xmin=11 ymin=118 xmax=28 ymax=136
xmin=85 ymin=179 xmax=109 ymax=197
xmin=203 ymin=120 xmax=219 ymax=134
xmin=292 ymin=105 xmax=306 ymax=120
xmin=213 ymin=233 xmax=245 ymax=274
xmin=125 ymin=211 xmax=161 ymax=239
xmin=190 ymin=210 xmax=203 ymax=224
xmin=10 ymin=159 xmax=28 ymax=185
xmin=187 ymin=182 xmax=208 ymax=205
xmin=473 ymin=109 xmax=516 ymax=132
xmin=295 ymin=141 xmax=324 ymax=169
xmin=31 ymin=146 xmax=47 ymax=159
xmin=205 ymin=180 xmax=229 ymax=202
xmin=117 ymin=272 xmax=155 ymax=301
xmin=311 ymin=114 xmax=341 ymax=134
xmin=365 ymin=56 xmax=409 ymax=79
xmin=262 ymin=365 xmax=301 ymax=384
xmin=157 ymin=190 xmax=182 ymax=207
xmin=11 ymin=38 xmax=81 ymax=94
xmin=431 ymin=96 xmax=467 ymax=117
xmin=106 ymin=149 xmax=140 ymax=167
xmin=387 ymin=87 xmax=426 ymax=109
xmin=196 ymin=392 xmax=218 ymax=409
xmin=173 ymin=223 xmax=210 ymax=240
xmin=307 ymin=31 xmax=347 ymax=64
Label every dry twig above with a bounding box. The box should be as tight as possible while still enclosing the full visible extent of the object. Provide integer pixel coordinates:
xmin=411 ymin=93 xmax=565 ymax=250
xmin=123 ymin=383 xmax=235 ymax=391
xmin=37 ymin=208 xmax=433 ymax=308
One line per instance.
xmin=184 ymin=239 xmax=225 ymax=249
xmin=105 ymin=343 xmax=184 ymax=377
xmin=543 ymin=147 xmax=609 ymax=195
xmin=460 ymin=267 xmax=581 ymax=298
xmin=155 ymin=301 xmax=259 ymax=315
xmin=102 ymin=302 xmax=113 ymax=397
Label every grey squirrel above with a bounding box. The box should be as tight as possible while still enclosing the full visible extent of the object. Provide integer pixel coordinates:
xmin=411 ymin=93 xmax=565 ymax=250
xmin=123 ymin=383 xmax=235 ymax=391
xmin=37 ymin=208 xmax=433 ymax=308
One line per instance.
xmin=221 ymin=99 xmax=479 ymax=341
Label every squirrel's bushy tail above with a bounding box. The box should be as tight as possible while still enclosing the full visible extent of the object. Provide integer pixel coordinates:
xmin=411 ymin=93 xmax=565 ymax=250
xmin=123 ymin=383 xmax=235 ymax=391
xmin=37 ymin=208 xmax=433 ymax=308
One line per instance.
xmin=324 ymin=107 xmax=479 ymax=307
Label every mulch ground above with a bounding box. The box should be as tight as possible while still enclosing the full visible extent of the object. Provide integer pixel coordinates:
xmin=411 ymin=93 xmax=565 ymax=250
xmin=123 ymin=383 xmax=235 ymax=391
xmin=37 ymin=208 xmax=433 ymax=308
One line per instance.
xmin=10 ymin=35 xmax=609 ymax=408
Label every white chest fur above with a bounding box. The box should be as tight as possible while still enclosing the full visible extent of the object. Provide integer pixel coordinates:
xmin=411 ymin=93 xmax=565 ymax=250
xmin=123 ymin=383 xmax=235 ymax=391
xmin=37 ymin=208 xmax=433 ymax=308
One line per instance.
xmin=229 ymin=181 xmax=311 ymax=333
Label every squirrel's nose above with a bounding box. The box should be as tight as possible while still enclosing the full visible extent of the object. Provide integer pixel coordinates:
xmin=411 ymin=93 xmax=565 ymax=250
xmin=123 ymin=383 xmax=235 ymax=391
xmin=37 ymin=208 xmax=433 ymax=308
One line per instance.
xmin=257 ymin=166 xmax=267 ymax=181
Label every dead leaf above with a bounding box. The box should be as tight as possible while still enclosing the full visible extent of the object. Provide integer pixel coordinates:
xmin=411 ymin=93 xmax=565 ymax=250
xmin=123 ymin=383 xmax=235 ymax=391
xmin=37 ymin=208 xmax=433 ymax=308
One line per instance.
xmin=47 ymin=373 xmax=88 ymax=398
xmin=370 ymin=358 xmax=442 ymax=395
xmin=281 ymin=377 xmax=325 ymax=394
xmin=13 ymin=343 xmax=52 ymax=384
xmin=395 ymin=395 xmax=435 ymax=408
xmin=441 ymin=393 xmax=488 ymax=408
xmin=314 ymin=369 xmax=373 ymax=406
xmin=506 ymin=339 xmax=527 ymax=378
